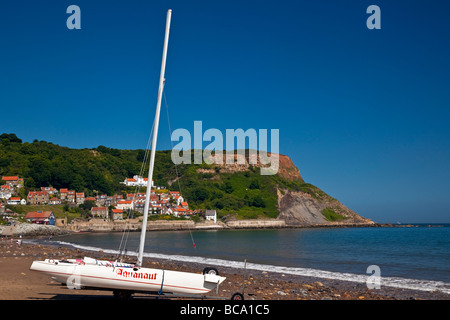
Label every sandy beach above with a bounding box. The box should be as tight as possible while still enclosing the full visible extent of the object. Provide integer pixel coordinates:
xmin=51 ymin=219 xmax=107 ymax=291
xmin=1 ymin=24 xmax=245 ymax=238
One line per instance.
xmin=1 ymin=237 xmax=449 ymax=301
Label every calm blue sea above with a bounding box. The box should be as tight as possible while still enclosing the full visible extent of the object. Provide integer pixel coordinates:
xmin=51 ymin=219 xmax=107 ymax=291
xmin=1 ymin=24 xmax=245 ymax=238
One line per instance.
xmin=30 ymin=225 xmax=450 ymax=294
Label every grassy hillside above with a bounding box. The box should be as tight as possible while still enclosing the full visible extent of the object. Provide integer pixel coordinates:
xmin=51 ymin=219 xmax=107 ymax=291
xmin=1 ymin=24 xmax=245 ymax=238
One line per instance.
xmin=0 ymin=133 xmax=330 ymax=220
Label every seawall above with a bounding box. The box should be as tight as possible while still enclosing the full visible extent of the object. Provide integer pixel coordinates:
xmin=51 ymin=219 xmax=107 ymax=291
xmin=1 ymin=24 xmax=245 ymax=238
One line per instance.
xmin=1 ymin=219 xmax=379 ymax=237
xmin=65 ymin=218 xmax=287 ymax=232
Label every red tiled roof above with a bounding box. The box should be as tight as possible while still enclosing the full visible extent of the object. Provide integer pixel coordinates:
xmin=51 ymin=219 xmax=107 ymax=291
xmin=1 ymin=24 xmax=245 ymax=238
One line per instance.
xmin=28 ymin=191 xmax=48 ymax=197
xmin=25 ymin=211 xmax=53 ymax=219
xmin=91 ymin=207 xmax=107 ymax=211
xmin=2 ymin=176 xmax=18 ymax=181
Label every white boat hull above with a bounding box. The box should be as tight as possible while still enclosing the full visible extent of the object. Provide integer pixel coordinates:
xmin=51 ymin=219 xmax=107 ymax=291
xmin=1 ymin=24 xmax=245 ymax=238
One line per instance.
xmin=30 ymin=258 xmax=226 ymax=295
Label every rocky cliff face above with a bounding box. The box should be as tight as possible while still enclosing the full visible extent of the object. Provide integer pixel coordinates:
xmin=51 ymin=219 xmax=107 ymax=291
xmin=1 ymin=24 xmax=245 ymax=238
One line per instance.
xmin=273 ymin=153 xmax=372 ymax=226
xmin=205 ymin=152 xmax=303 ymax=181
xmin=206 ymin=151 xmax=372 ymax=226
xmin=277 ymin=189 xmax=374 ymax=226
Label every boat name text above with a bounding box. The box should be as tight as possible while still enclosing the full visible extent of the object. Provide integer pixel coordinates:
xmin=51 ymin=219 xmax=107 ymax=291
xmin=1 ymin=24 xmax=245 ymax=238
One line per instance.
xmin=116 ymin=268 xmax=157 ymax=280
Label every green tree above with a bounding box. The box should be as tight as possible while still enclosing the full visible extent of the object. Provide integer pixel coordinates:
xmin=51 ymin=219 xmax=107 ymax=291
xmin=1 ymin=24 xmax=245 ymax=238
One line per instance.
xmin=223 ymin=181 xmax=234 ymax=194
xmin=192 ymin=187 xmax=209 ymax=202
xmin=249 ymin=179 xmax=260 ymax=189
xmin=0 ymin=133 xmax=22 ymax=143
xmin=251 ymin=195 xmax=266 ymax=208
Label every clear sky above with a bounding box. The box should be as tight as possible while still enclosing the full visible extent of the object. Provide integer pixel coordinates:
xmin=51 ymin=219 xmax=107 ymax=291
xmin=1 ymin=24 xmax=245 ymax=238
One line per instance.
xmin=1 ymin=1 xmax=449 ymax=223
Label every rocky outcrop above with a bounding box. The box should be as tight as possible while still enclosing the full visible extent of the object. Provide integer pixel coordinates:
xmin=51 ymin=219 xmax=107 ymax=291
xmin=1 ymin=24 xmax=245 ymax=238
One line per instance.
xmin=277 ymin=189 xmax=374 ymax=226
xmin=225 ymin=219 xmax=286 ymax=229
xmin=0 ymin=223 xmax=72 ymax=237
xmin=275 ymin=154 xmax=302 ymax=181
xmin=204 ymin=152 xmax=303 ymax=181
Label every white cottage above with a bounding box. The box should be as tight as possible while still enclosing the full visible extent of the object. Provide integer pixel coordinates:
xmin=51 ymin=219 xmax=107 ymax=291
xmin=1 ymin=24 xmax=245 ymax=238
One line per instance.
xmin=205 ymin=210 xmax=217 ymax=223
xmin=122 ymin=175 xmax=154 ymax=188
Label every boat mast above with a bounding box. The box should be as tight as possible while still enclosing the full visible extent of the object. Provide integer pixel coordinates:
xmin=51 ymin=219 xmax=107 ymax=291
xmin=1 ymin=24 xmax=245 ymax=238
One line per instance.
xmin=137 ymin=9 xmax=172 ymax=267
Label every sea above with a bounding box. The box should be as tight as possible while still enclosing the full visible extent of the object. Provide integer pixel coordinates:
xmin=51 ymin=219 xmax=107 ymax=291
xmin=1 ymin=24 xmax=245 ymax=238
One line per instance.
xmin=27 ymin=224 xmax=450 ymax=294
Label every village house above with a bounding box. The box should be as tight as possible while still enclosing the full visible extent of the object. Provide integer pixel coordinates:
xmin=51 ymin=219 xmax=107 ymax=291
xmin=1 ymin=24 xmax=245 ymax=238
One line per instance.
xmin=160 ymin=206 xmax=170 ymax=215
xmin=76 ymin=192 xmax=85 ymax=205
xmin=7 ymin=197 xmax=26 ymax=205
xmin=173 ymin=206 xmax=187 ymax=217
xmin=105 ymin=196 xmax=115 ymax=207
xmin=116 ymin=200 xmax=134 ymax=211
xmin=49 ymin=197 xmax=62 ymax=205
xmin=159 ymin=199 xmax=169 ymax=208
xmin=205 ymin=210 xmax=217 ymax=223
xmin=134 ymin=202 xmax=145 ymax=214
xmin=60 ymin=188 xmax=68 ymax=200
xmin=150 ymin=203 xmax=162 ymax=214
xmin=159 ymin=193 xmax=170 ymax=200
xmin=41 ymin=187 xmax=57 ymax=196
xmin=96 ymin=194 xmax=107 ymax=206
xmin=112 ymin=208 xmax=123 ymax=220
xmin=91 ymin=207 xmax=108 ymax=219
xmin=122 ymin=175 xmax=153 ymax=188
xmin=24 ymin=211 xmax=55 ymax=225
xmin=150 ymin=195 xmax=159 ymax=205
xmin=181 ymin=202 xmax=189 ymax=210
xmin=126 ymin=193 xmax=147 ymax=201
xmin=0 ymin=185 xmax=13 ymax=200
xmin=67 ymin=190 xmax=76 ymax=203
xmin=133 ymin=195 xmax=147 ymax=213
xmin=1 ymin=176 xmax=24 ymax=187
xmin=173 ymin=195 xmax=184 ymax=206
xmin=27 ymin=191 xmax=49 ymax=205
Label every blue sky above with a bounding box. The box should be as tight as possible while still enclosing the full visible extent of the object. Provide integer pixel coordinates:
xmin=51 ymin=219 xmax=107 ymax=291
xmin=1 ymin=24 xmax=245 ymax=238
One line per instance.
xmin=1 ymin=1 xmax=449 ymax=223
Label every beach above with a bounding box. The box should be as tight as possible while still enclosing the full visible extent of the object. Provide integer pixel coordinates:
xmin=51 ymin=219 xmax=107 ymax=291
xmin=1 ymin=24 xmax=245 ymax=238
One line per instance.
xmin=1 ymin=238 xmax=449 ymax=301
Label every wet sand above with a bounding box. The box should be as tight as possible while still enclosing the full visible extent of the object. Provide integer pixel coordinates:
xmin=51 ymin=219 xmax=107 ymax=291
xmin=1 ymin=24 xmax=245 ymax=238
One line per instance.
xmin=0 ymin=238 xmax=449 ymax=301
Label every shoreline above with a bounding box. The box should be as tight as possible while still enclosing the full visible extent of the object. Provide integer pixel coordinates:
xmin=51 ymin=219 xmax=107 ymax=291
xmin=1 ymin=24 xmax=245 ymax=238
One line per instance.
xmin=1 ymin=239 xmax=449 ymax=300
xmin=0 ymin=221 xmax=381 ymax=238
xmin=4 ymin=212 xmax=442 ymax=238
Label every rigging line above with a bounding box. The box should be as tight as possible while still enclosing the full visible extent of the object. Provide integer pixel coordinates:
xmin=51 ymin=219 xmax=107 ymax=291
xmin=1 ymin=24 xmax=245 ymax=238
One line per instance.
xmin=163 ymin=90 xmax=196 ymax=250
xmin=117 ymin=120 xmax=155 ymax=260
xmin=163 ymin=90 xmax=183 ymax=196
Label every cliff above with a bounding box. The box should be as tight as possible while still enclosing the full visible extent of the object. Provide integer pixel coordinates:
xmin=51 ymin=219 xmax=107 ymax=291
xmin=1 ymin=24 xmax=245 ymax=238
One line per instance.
xmin=277 ymin=189 xmax=373 ymax=226
xmin=0 ymin=134 xmax=372 ymax=227
xmin=205 ymin=150 xmax=372 ymax=226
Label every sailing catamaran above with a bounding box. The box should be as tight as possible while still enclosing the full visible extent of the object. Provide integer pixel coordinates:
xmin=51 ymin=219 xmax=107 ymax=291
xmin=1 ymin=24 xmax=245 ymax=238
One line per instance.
xmin=30 ymin=9 xmax=235 ymax=300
